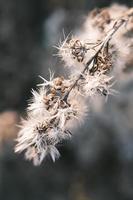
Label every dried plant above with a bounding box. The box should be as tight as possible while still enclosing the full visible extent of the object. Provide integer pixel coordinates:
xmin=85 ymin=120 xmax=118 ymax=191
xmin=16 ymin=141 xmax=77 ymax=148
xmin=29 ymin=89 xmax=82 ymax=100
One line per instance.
xmin=15 ymin=5 xmax=133 ymax=165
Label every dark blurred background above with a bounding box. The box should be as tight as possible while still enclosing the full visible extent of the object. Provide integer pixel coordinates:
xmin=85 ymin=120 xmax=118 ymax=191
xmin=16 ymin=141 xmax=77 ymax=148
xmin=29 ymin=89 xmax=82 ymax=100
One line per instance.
xmin=0 ymin=0 xmax=133 ymax=200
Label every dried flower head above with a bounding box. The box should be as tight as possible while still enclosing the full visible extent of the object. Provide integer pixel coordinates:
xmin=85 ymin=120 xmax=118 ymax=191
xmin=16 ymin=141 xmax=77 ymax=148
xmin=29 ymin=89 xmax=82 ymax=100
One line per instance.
xmin=15 ymin=75 xmax=86 ymax=165
xmin=81 ymin=72 xmax=116 ymax=98
xmin=57 ymin=36 xmax=97 ymax=71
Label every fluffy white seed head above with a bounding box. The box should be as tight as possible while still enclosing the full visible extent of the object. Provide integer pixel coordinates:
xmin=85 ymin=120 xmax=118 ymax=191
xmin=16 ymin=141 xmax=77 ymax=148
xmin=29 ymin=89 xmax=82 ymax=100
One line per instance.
xmin=15 ymin=5 xmax=133 ymax=166
xmin=81 ymin=72 xmax=115 ymax=98
xmin=15 ymin=75 xmax=88 ymax=165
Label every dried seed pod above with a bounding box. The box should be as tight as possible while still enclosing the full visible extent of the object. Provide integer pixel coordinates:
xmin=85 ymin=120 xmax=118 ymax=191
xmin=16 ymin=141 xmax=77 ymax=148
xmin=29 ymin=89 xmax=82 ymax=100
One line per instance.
xmin=70 ymin=39 xmax=87 ymax=62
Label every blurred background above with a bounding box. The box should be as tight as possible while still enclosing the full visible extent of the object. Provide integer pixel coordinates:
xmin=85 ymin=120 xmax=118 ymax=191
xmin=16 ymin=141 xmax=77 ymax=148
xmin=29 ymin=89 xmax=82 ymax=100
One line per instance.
xmin=0 ymin=0 xmax=133 ymax=200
